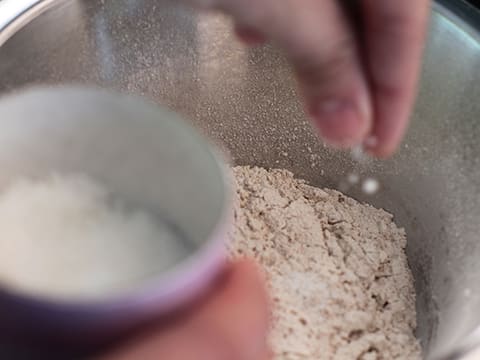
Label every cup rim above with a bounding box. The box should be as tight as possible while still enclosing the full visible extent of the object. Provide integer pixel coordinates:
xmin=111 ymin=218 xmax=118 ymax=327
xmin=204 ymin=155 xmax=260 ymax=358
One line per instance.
xmin=0 ymin=85 xmax=231 ymax=321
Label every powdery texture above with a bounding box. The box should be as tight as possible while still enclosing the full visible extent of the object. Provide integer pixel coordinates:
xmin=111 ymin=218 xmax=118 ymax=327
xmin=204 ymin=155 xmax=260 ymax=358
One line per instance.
xmin=0 ymin=174 xmax=188 ymax=300
xmin=228 ymin=166 xmax=421 ymax=360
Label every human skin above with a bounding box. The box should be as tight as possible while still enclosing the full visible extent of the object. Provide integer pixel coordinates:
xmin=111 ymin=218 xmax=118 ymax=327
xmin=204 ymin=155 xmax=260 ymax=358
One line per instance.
xmin=101 ymin=261 xmax=271 ymax=360
xmin=103 ymin=1 xmax=430 ymax=358
xmin=189 ymin=0 xmax=430 ymax=157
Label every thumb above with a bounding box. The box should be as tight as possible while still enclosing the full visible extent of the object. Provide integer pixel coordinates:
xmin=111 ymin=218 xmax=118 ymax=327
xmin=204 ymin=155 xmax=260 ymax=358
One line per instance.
xmin=102 ymin=260 xmax=270 ymax=360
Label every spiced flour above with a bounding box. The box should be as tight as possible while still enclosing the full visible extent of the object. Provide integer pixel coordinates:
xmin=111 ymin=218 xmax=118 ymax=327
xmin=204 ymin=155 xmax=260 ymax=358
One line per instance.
xmin=228 ymin=166 xmax=421 ymax=360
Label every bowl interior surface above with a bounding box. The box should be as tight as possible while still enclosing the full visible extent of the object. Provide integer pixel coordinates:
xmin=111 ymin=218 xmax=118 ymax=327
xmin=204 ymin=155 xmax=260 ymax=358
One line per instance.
xmin=0 ymin=0 xmax=480 ymax=358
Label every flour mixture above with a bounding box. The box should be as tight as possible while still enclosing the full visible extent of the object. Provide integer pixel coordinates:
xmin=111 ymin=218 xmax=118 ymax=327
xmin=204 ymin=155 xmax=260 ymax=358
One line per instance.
xmin=228 ymin=166 xmax=421 ymax=360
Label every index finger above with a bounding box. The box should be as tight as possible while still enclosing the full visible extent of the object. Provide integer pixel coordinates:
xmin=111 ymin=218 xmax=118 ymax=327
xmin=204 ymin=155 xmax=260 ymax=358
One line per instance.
xmin=361 ymin=0 xmax=431 ymax=157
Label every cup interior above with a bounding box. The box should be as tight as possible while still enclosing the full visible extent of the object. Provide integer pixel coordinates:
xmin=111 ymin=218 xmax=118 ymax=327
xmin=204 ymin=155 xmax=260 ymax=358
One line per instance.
xmin=0 ymin=86 xmax=228 ymax=299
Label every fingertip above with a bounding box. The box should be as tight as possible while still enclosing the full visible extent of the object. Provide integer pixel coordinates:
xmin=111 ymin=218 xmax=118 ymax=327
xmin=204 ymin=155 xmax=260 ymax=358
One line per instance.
xmin=365 ymin=143 xmax=396 ymax=158
xmin=230 ymin=259 xmax=266 ymax=285
xmin=309 ymin=97 xmax=371 ymax=148
xmin=365 ymin=134 xmax=405 ymax=158
xmin=194 ymin=259 xmax=269 ymax=359
xmin=104 ymin=260 xmax=270 ymax=360
xmin=219 ymin=259 xmax=269 ymax=315
xmin=363 ymin=117 xmax=409 ymax=158
xmin=364 ymin=93 xmax=413 ymax=158
xmin=360 ymin=0 xmax=428 ymax=157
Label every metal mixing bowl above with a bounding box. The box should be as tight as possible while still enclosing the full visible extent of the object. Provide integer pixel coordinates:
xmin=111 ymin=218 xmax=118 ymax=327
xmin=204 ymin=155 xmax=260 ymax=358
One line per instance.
xmin=0 ymin=0 xmax=479 ymax=359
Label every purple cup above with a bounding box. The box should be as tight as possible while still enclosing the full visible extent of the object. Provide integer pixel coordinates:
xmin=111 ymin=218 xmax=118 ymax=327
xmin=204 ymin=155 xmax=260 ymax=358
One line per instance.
xmin=0 ymin=86 xmax=231 ymax=351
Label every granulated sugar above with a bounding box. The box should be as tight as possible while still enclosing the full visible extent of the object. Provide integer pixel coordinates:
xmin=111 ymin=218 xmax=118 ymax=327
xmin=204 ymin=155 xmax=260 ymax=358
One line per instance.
xmin=0 ymin=174 xmax=188 ymax=300
xmin=228 ymin=166 xmax=421 ymax=360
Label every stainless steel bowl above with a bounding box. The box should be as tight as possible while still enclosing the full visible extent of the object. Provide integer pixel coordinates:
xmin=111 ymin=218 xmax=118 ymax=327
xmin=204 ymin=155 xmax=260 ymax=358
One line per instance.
xmin=0 ymin=0 xmax=479 ymax=359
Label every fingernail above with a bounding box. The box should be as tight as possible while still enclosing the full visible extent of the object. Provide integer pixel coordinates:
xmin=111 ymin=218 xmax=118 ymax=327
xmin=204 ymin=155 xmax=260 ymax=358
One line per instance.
xmin=310 ymin=98 xmax=364 ymax=147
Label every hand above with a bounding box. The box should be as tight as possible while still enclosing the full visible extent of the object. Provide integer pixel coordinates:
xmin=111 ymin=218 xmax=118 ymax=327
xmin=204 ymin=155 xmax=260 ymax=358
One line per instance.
xmin=101 ymin=260 xmax=270 ymax=360
xmin=188 ymin=0 xmax=430 ymax=157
